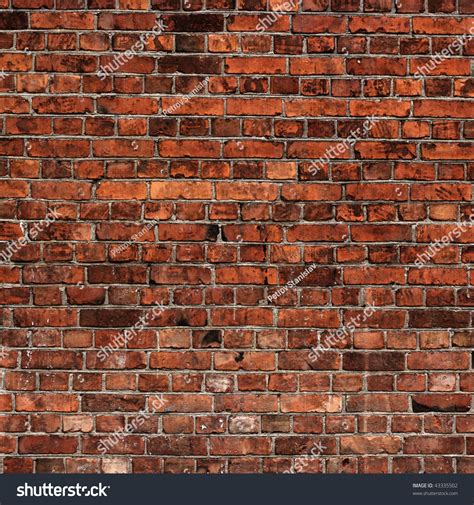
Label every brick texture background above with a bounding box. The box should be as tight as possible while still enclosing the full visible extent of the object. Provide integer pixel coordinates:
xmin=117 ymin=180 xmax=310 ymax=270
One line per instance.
xmin=1 ymin=0 xmax=473 ymax=474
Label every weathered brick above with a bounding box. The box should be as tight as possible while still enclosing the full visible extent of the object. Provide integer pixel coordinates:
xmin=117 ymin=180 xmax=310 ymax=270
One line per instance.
xmin=2 ymin=1 xmax=472 ymax=474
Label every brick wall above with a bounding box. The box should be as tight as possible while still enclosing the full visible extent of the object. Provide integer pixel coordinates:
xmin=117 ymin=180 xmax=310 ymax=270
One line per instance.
xmin=0 ymin=0 xmax=473 ymax=474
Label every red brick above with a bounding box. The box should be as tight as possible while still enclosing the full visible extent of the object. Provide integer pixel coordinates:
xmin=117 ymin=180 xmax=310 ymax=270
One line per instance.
xmin=2 ymin=1 xmax=473 ymax=473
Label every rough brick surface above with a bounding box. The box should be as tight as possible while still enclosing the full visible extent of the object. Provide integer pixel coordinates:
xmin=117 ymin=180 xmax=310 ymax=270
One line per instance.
xmin=0 ymin=0 xmax=473 ymax=474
